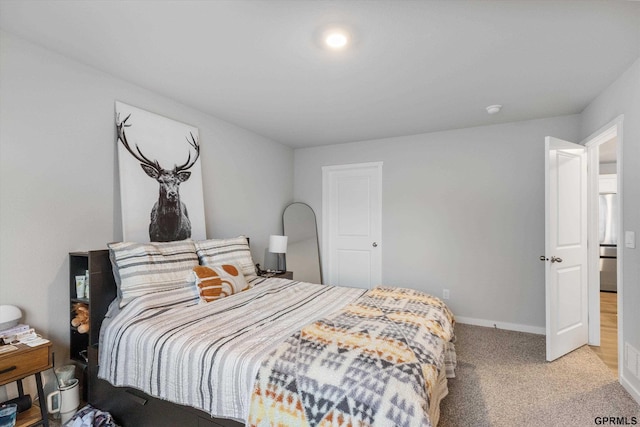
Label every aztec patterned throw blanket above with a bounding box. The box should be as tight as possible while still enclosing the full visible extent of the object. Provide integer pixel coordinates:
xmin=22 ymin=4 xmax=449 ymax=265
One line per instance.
xmin=247 ymin=286 xmax=455 ymax=427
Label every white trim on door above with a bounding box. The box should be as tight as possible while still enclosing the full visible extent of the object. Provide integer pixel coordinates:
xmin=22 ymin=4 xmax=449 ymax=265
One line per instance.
xmin=583 ymin=115 xmax=624 ymax=385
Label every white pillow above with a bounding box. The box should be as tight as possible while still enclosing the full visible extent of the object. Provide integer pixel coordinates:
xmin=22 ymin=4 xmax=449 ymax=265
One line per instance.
xmin=194 ymin=236 xmax=257 ymax=281
xmin=108 ymin=239 xmax=199 ymax=307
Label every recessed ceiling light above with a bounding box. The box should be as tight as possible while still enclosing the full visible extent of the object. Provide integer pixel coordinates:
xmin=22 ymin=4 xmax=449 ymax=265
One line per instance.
xmin=324 ymin=30 xmax=349 ymax=49
xmin=486 ymin=105 xmax=502 ymax=115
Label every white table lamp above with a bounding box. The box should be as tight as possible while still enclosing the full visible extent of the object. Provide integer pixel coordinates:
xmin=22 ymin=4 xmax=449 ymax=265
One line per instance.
xmin=269 ymin=235 xmax=288 ymax=273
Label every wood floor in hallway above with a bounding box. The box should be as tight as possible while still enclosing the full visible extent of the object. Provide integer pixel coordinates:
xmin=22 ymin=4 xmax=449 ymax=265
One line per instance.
xmin=589 ymin=291 xmax=618 ymax=375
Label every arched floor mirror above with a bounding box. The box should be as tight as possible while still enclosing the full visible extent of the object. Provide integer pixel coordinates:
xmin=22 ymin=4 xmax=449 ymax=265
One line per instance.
xmin=283 ymin=202 xmax=323 ymax=284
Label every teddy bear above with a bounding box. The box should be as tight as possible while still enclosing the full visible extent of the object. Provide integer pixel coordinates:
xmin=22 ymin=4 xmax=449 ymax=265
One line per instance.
xmin=71 ymin=302 xmax=89 ymax=334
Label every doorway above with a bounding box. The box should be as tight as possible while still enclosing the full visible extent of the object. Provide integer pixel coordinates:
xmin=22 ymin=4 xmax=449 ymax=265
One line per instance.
xmin=322 ymin=162 xmax=382 ymax=289
xmin=544 ymin=116 xmax=623 ymax=369
xmin=585 ymin=118 xmax=623 ymax=377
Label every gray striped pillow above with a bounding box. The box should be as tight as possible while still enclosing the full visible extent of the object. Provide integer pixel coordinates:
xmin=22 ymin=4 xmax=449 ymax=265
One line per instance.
xmin=109 ymin=239 xmax=199 ymax=307
xmin=194 ymin=236 xmax=257 ymax=282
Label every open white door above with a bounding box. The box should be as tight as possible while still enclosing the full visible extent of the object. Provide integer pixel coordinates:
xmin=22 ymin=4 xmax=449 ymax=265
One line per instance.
xmin=544 ymin=136 xmax=588 ymax=361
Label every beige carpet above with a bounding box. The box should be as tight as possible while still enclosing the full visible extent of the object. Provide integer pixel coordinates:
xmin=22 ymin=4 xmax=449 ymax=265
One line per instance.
xmin=439 ymin=323 xmax=640 ymax=427
xmin=47 ymin=323 xmax=639 ymax=426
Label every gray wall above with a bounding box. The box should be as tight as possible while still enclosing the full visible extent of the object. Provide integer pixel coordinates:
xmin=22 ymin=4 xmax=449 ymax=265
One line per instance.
xmin=294 ymin=115 xmax=581 ymax=331
xmin=581 ymin=58 xmax=640 ymax=399
xmin=0 ymin=32 xmax=293 ymax=366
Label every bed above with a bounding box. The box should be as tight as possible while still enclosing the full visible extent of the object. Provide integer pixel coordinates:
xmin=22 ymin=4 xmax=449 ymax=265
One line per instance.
xmin=88 ymin=237 xmax=456 ymax=427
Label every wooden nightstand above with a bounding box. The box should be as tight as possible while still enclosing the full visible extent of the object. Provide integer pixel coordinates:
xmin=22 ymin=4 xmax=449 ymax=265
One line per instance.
xmin=259 ymin=271 xmax=293 ymax=280
xmin=0 ymin=342 xmax=52 ymax=427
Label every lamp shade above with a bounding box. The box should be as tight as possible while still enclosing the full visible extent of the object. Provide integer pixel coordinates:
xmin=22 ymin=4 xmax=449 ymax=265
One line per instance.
xmin=0 ymin=305 xmax=22 ymax=330
xmin=269 ymin=235 xmax=288 ymax=254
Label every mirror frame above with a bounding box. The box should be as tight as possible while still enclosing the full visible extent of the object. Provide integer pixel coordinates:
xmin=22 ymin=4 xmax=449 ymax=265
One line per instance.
xmin=283 ymin=202 xmax=323 ymax=284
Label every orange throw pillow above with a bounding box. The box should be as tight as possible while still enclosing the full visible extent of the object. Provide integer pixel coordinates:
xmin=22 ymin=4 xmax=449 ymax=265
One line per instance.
xmin=191 ymin=264 xmax=249 ymax=303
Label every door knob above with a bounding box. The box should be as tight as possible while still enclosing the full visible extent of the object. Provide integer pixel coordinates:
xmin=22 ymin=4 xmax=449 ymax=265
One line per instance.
xmin=539 ymin=256 xmax=548 ymax=261
xmin=550 ymin=256 xmax=563 ymax=263
xmin=372 ymin=242 xmax=378 ymax=247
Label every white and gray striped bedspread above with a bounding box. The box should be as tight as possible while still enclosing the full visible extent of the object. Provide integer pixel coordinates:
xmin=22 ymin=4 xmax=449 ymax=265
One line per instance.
xmin=98 ymin=278 xmax=367 ymax=422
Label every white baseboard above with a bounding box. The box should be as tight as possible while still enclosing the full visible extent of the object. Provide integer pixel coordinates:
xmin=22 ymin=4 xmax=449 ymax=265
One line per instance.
xmin=621 ymin=373 xmax=640 ymax=406
xmin=455 ymin=316 xmax=545 ymax=335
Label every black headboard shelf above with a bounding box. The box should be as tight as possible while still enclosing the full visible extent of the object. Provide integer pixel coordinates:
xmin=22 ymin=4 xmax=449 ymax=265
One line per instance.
xmin=69 ymin=250 xmax=117 ymax=349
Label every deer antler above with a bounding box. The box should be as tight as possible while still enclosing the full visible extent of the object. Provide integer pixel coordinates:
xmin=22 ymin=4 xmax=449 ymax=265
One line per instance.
xmin=116 ymin=113 xmax=162 ymax=172
xmin=174 ymin=132 xmax=200 ymax=173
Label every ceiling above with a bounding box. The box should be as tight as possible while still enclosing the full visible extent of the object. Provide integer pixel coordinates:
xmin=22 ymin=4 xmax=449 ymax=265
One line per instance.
xmin=1 ymin=1 xmax=639 ymax=148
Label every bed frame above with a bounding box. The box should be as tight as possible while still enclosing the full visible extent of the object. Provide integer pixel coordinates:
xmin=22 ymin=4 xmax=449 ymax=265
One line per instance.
xmin=86 ymin=250 xmax=243 ymax=427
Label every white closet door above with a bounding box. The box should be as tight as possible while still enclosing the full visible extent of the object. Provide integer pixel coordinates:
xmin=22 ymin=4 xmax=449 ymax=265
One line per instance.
xmin=322 ymin=162 xmax=382 ymax=289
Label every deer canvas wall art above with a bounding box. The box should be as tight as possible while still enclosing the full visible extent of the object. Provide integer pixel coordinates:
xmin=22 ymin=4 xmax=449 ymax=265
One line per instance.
xmin=115 ymin=102 xmax=206 ymax=242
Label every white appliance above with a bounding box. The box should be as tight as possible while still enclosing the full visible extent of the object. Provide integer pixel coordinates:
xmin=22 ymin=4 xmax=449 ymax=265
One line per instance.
xmin=47 ymin=378 xmax=80 ymax=424
xmin=599 ymin=193 xmax=617 ymax=292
